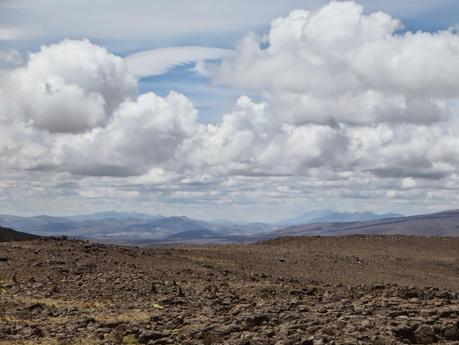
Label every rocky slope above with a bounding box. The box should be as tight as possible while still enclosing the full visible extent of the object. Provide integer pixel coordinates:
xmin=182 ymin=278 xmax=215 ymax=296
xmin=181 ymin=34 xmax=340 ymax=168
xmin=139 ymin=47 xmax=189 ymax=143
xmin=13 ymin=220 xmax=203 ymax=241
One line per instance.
xmin=0 ymin=235 xmax=458 ymax=344
xmin=0 ymin=226 xmax=40 ymax=242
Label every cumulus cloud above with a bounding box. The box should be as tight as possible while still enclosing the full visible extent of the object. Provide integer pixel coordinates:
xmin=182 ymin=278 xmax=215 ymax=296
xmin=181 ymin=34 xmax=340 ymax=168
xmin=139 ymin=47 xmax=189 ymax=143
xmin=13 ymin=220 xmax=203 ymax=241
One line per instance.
xmin=3 ymin=2 xmax=459 ymax=218
xmin=179 ymin=96 xmax=351 ymax=176
xmin=216 ymin=1 xmax=459 ymax=125
xmin=1 ymin=31 xmax=459 ymax=184
xmin=0 ymin=39 xmax=136 ymax=133
xmin=0 ymin=49 xmax=24 ymax=68
xmin=57 ymin=92 xmax=199 ymax=176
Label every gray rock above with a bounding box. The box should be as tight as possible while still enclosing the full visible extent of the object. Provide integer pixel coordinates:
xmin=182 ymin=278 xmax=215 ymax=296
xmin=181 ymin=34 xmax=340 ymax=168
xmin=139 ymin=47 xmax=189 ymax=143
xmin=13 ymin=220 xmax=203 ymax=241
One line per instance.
xmin=139 ymin=330 xmax=168 ymax=343
xmin=246 ymin=313 xmax=271 ymax=327
xmin=415 ymin=325 xmax=435 ymax=344
xmin=443 ymin=325 xmax=459 ymax=340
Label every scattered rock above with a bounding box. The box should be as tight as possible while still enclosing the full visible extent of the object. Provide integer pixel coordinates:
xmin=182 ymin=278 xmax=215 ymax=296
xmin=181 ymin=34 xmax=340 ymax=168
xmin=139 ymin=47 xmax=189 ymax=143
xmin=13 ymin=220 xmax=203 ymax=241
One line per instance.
xmin=0 ymin=236 xmax=457 ymax=344
xmin=443 ymin=325 xmax=459 ymax=340
xmin=139 ymin=330 xmax=168 ymax=343
xmin=246 ymin=313 xmax=271 ymax=327
xmin=415 ymin=325 xmax=435 ymax=344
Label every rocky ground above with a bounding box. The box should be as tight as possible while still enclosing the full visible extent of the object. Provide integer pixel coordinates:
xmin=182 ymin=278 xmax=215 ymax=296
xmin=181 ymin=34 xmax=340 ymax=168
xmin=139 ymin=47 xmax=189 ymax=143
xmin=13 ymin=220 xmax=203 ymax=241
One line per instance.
xmin=0 ymin=235 xmax=458 ymax=344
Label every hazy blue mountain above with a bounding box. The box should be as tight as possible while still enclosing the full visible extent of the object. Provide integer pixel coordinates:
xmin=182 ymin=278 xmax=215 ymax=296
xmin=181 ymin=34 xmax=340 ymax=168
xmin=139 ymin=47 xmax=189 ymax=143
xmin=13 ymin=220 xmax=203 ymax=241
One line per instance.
xmin=279 ymin=210 xmax=403 ymax=225
xmin=311 ymin=211 xmax=404 ymax=223
xmin=0 ymin=213 xmax=268 ymax=245
xmin=1 ymin=209 xmax=458 ymax=246
xmin=277 ymin=210 xmax=459 ymax=237
xmin=278 ymin=209 xmax=337 ymax=226
xmin=64 ymin=211 xmax=162 ymax=221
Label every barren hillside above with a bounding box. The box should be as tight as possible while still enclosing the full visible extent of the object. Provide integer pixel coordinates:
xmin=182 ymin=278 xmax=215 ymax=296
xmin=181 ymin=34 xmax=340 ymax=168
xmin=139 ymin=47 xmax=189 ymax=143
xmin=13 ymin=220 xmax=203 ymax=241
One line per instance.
xmin=0 ymin=236 xmax=458 ymax=344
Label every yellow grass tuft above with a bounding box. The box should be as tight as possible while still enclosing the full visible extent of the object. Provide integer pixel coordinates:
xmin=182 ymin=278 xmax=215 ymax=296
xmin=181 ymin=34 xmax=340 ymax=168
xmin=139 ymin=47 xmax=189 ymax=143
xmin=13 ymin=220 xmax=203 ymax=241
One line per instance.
xmin=92 ymin=309 xmax=150 ymax=323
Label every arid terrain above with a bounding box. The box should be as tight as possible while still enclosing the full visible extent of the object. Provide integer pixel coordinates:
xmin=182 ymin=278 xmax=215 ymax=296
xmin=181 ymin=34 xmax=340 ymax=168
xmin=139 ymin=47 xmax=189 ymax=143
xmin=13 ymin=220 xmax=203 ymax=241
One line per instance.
xmin=0 ymin=235 xmax=458 ymax=344
xmin=0 ymin=227 xmax=40 ymax=242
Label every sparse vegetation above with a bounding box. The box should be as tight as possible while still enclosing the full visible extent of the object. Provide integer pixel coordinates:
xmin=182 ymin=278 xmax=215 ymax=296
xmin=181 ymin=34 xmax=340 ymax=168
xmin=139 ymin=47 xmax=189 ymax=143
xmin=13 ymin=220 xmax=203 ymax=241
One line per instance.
xmin=0 ymin=237 xmax=458 ymax=344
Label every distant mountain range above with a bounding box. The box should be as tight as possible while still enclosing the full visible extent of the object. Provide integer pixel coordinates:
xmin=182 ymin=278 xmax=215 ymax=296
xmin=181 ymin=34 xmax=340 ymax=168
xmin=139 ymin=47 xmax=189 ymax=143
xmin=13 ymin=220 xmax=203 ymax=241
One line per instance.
xmin=277 ymin=209 xmax=459 ymax=237
xmin=1 ymin=209 xmax=458 ymax=245
xmin=278 ymin=210 xmax=404 ymax=225
xmin=0 ymin=212 xmax=274 ymax=245
xmin=64 ymin=211 xmax=163 ymax=222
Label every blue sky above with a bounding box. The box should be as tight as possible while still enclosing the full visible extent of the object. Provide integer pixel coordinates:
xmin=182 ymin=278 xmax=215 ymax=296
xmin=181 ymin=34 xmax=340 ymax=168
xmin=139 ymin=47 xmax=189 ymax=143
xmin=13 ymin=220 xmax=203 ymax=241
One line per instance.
xmin=137 ymin=65 xmax=240 ymax=123
xmin=136 ymin=0 xmax=459 ymax=124
xmin=2 ymin=1 xmax=459 ymax=220
xmin=3 ymin=0 xmax=459 ymax=124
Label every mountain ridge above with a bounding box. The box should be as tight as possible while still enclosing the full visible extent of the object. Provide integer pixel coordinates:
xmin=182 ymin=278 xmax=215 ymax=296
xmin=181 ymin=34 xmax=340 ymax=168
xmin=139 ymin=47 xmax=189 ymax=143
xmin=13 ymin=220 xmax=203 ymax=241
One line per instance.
xmin=0 ymin=226 xmax=41 ymax=242
xmin=0 ymin=209 xmax=458 ymax=245
xmin=277 ymin=210 xmax=459 ymax=237
xmin=278 ymin=210 xmax=404 ymax=225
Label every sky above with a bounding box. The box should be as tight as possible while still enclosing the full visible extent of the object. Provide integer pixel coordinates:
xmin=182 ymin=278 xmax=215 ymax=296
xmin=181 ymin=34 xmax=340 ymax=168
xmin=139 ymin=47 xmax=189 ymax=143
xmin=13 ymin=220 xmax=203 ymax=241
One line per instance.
xmin=1 ymin=0 xmax=459 ymax=221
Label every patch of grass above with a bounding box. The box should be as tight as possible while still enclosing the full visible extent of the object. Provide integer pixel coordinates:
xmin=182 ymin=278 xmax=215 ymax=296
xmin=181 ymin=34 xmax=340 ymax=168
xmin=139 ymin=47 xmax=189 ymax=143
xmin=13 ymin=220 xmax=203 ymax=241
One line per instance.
xmin=92 ymin=309 xmax=150 ymax=323
xmin=0 ymin=332 xmax=110 ymax=345
xmin=122 ymin=334 xmax=141 ymax=345
xmin=0 ymin=340 xmax=99 ymax=345
xmin=0 ymin=341 xmax=64 ymax=345
xmin=0 ymin=314 xmax=74 ymax=325
xmin=0 ymin=276 xmax=16 ymax=286
xmin=5 ymin=295 xmax=106 ymax=310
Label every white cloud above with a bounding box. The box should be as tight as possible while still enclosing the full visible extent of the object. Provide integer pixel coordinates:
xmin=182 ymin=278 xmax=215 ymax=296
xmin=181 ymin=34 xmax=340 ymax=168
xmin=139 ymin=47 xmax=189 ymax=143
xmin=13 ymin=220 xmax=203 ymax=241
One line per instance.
xmin=0 ymin=49 xmax=24 ymax=68
xmin=0 ymin=39 xmax=136 ymax=133
xmin=402 ymin=177 xmax=417 ymax=189
xmin=0 ymin=0 xmax=327 ymax=49
xmin=56 ymin=91 xmax=199 ymax=176
xmin=3 ymin=0 xmax=458 ymax=52
xmin=125 ymin=46 xmax=235 ymax=78
xmin=1 ymin=35 xmax=459 ymax=185
xmin=3 ymin=2 xmax=459 ymax=218
xmin=0 ymin=27 xmax=24 ymax=41
xmin=135 ymin=168 xmax=179 ymax=185
xmin=179 ymin=96 xmax=352 ymax=176
xmin=0 ymin=119 xmax=54 ymax=171
xmin=216 ymin=1 xmax=459 ymax=125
